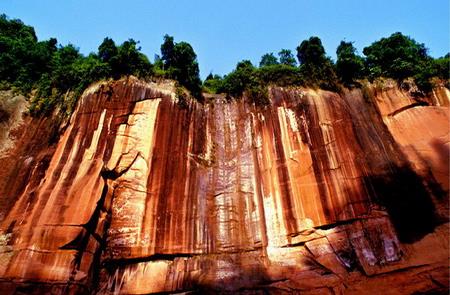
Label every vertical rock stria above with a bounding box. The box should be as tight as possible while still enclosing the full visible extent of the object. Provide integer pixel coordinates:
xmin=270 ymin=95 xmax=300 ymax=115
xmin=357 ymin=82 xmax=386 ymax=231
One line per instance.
xmin=0 ymin=77 xmax=448 ymax=294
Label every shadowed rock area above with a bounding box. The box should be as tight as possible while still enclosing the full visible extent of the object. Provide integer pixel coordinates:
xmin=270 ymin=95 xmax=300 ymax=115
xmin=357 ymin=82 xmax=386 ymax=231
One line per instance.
xmin=0 ymin=77 xmax=448 ymax=294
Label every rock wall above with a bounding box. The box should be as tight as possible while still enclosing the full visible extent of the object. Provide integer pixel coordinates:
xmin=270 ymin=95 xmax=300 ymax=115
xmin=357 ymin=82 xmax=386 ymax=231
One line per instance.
xmin=0 ymin=77 xmax=448 ymax=294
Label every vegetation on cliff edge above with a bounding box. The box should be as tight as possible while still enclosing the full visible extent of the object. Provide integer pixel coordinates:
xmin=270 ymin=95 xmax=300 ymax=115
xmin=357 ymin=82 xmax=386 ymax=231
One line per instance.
xmin=204 ymin=34 xmax=448 ymax=100
xmin=0 ymin=14 xmax=448 ymax=115
xmin=0 ymin=15 xmax=203 ymax=116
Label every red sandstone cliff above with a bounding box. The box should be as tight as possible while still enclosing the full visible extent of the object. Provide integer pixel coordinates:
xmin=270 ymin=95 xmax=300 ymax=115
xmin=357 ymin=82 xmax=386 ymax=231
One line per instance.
xmin=0 ymin=77 xmax=448 ymax=294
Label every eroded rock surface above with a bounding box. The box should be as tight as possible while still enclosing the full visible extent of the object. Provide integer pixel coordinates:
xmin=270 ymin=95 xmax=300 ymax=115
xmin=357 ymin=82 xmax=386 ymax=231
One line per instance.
xmin=0 ymin=77 xmax=448 ymax=294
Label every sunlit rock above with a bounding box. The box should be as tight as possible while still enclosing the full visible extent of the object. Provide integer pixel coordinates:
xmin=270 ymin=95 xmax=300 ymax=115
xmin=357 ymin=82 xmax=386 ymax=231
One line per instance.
xmin=0 ymin=77 xmax=448 ymax=294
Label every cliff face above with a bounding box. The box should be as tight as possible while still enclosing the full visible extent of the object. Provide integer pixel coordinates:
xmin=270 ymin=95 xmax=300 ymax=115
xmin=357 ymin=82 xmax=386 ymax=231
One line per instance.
xmin=0 ymin=78 xmax=448 ymax=294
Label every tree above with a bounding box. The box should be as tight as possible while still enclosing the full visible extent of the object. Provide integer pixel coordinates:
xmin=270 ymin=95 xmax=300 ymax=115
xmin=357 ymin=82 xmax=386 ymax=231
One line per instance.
xmin=115 ymin=39 xmax=152 ymax=78
xmin=336 ymin=41 xmax=364 ymax=86
xmin=296 ymin=36 xmax=338 ymax=90
xmin=432 ymin=53 xmax=450 ymax=89
xmin=259 ymin=53 xmax=278 ymax=67
xmin=433 ymin=53 xmax=450 ymax=80
xmin=0 ymin=14 xmax=156 ymax=116
xmin=160 ymin=34 xmax=175 ymax=69
xmin=297 ymin=36 xmax=327 ymax=65
xmin=152 ymin=54 xmax=165 ymax=77
xmin=0 ymin=14 xmax=36 ymax=41
xmin=256 ymin=64 xmax=303 ymax=86
xmin=159 ymin=35 xmax=203 ymax=100
xmin=219 ymin=60 xmax=256 ymax=97
xmin=98 ymin=37 xmax=117 ymax=63
xmin=278 ymin=49 xmax=297 ymax=66
xmin=363 ymin=32 xmax=429 ymax=81
xmin=71 ymin=54 xmax=110 ymax=89
xmin=50 ymin=44 xmax=81 ymax=91
xmin=203 ymin=72 xmax=223 ymax=94
xmin=172 ymin=41 xmax=202 ymax=99
xmin=0 ymin=15 xmax=56 ymax=91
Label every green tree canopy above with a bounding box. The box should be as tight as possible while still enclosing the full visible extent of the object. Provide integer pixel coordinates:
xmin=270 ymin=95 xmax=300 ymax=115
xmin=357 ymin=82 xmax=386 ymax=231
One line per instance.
xmin=363 ymin=32 xmax=430 ymax=81
xmin=0 ymin=14 xmax=36 ymax=41
xmin=259 ymin=53 xmax=279 ymax=67
xmin=219 ymin=60 xmax=256 ymax=97
xmin=256 ymin=64 xmax=303 ymax=87
xmin=218 ymin=60 xmax=269 ymax=105
xmin=159 ymin=35 xmax=203 ymax=100
xmin=1 ymin=14 xmax=448 ymax=116
xmin=336 ymin=41 xmax=364 ymax=86
xmin=0 ymin=15 xmax=156 ymax=116
xmin=433 ymin=53 xmax=450 ymax=80
xmin=98 ymin=37 xmax=118 ymax=63
xmin=50 ymin=44 xmax=82 ymax=91
xmin=296 ymin=36 xmax=338 ymax=90
xmin=297 ymin=37 xmax=327 ymax=65
xmin=160 ymin=34 xmax=175 ymax=69
xmin=110 ymin=39 xmax=152 ymax=79
xmin=0 ymin=15 xmax=57 ymax=91
xmin=203 ymin=73 xmax=223 ymax=94
xmin=278 ymin=49 xmax=297 ymax=67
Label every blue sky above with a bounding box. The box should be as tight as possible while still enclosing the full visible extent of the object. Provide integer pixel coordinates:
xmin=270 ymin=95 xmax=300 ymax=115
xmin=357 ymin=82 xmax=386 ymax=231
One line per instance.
xmin=1 ymin=0 xmax=449 ymax=79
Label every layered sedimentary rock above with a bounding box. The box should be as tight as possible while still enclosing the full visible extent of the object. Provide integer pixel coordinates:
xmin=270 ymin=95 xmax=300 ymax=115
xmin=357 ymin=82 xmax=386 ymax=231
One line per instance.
xmin=0 ymin=77 xmax=448 ymax=294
